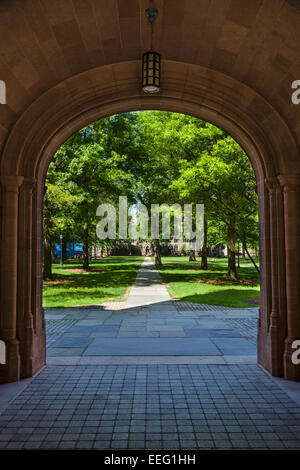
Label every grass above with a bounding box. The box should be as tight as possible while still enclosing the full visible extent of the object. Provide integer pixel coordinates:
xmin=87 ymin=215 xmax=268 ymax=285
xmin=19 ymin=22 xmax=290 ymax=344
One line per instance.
xmin=42 ymin=256 xmax=144 ymax=308
xmin=156 ymin=256 xmax=260 ymax=308
xmin=43 ymin=255 xmax=260 ymax=309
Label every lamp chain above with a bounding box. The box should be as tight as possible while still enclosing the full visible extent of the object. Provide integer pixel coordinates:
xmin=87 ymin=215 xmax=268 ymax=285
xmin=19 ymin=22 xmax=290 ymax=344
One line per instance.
xmin=150 ymin=20 xmax=153 ymax=50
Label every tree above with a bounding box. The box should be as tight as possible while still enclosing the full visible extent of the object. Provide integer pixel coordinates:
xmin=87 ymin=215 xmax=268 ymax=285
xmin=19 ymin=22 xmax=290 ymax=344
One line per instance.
xmin=43 ymin=183 xmax=78 ymax=279
xmin=135 ymin=112 xmax=229 ymax=266
xmin=47 ymin=114 xmax=140 ymax=270
xmin=44 ymin=111 xmax=259 ymax=280
xmin=171 ymin=133 xmax=258 ymax=279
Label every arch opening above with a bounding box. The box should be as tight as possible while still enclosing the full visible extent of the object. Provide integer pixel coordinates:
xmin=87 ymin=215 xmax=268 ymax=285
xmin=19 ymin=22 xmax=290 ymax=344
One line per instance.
xmin=0 ymin=61 xmax=300 ymax=383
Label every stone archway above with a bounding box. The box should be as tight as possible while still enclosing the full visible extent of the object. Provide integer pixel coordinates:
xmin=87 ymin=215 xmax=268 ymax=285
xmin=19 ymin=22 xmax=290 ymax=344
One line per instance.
xmin=1 ymin=60 xmax=299 ymax=383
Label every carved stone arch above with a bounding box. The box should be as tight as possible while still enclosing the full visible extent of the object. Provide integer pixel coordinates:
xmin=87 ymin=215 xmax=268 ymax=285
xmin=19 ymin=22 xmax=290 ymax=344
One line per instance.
xmin=1 ymin=61 xmax=300 ymax=383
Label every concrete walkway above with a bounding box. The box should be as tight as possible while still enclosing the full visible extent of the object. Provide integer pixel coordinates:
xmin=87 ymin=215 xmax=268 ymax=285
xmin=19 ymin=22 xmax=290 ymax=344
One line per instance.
xmin=125 ymin=256 xmax=171 ymax=307
xmin=46 ymin=257 xmax=258 ymax=364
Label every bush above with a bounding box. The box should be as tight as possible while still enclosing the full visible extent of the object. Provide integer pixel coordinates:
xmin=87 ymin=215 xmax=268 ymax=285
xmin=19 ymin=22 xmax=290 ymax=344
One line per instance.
xmin=110 ymin=242 xmax=141 ymax=256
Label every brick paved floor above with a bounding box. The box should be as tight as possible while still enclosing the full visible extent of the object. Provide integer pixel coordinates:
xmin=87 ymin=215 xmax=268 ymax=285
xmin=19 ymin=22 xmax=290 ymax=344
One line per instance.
xmin=0 ymin=364 xmax=300 ymax=450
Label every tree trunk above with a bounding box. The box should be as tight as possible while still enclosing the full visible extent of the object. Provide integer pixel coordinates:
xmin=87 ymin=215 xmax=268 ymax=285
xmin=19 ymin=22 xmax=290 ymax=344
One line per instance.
xmin=153 ymin=239 xmax=162 ymax=267
xmin=83 ymin=225 xmax=89 ymax=270
xmin=43 ymin=190 xmax=53 ymax=280
xmin=62 ymin=238 xmax=67 ymax=262
xmin=241 ymin=239 xmax=260 ymax=274
xmin=43 ymin=236 xmax=53 ymax=280
xmin=189 ymin=250 xmax=196 ymax=262
xmin=200 ymin=214 xmax=208 ymax=269
xmin=227 ymin=217 xmax=238 ymax=280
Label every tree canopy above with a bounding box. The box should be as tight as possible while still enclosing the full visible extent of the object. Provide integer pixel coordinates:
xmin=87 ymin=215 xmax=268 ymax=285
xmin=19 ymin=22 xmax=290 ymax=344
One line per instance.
xmin=43 ymin=111 xmax=259 ymax=279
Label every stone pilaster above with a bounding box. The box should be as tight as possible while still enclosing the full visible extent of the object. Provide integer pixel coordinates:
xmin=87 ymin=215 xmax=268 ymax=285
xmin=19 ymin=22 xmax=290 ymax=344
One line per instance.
xmin=256 ymin=178 xmax=272 ymax=373
xmin=0 ymin=175 xmax=23 ymax=383
xmin=17 ymin=178 xmax=35 ymax=377
xmin=265 ymin=177 xmax=286 ymax=377
xmin=31 ymin=179 xmax=46 ymax=376
xmin=278 ymin=175 xmax=300 ymax=381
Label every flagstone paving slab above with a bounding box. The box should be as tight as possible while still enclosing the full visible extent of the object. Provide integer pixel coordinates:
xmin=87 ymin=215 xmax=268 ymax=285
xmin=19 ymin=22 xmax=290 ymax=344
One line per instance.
xmin=46 ymin=257 xmax=259 ymax=361
xmin=51 ymin=336 xmax=92 ymax=348
xmin=185 ymin=329 xmax=242 ymax=338
xmin=83 ymin=338 xmax=220 ymax=356
xmin=47 ymin=348 xmax=86 ymax=357
xmin=212 ymin=338 xmax=256 ymax=355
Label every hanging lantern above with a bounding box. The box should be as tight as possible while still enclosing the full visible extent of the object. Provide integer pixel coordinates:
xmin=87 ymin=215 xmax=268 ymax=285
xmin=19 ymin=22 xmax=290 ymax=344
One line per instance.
xmin=142 ymin=50 xmax=161 ymax=93
xmin=142 ymin=7 xmax=160 ymax=94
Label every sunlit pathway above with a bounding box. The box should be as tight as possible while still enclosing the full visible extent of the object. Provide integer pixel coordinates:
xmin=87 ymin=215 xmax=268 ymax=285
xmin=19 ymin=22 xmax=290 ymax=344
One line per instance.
xmin=124 ymin=256 xmax=171 ymax=307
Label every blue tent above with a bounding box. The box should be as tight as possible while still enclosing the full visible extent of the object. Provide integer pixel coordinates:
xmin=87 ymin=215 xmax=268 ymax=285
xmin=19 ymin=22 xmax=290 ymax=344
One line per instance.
xmin=54 ymin=242 xmax=83 ymax=258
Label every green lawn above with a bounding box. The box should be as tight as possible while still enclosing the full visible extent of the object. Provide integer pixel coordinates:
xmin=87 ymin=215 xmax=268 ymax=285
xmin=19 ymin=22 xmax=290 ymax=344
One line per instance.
xmin=157 ymin=256 xmax=260 ymax=308
xmin=42 ymin=256 xmax=144 ymax=308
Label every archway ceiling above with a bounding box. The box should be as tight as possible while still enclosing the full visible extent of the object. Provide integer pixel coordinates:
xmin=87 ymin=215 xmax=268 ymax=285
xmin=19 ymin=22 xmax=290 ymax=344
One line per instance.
xmin=0 ymin=0 xmax=300 ymax=156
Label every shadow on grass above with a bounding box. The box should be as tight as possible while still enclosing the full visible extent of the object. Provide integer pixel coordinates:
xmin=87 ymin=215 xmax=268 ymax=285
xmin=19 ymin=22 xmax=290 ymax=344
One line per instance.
xmin=56 ymin=256 xmax=144 ymax=267
xmin=43 ymin=256 xmax=144 ymax=307
xmin=158 ymin=270 xmax=259 ymax=284
xmin=158 ymin=259 xmax=260 ymax=308
xmin=178 ymin=289 xmax=260 ymax=308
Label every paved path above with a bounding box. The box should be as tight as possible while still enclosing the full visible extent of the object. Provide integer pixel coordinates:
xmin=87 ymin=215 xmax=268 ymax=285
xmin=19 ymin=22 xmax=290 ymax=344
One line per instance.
xmin=124 ymin=256 xmax=171 ymax=307
xmin=46 ymin=257 xmax=258 ymax=364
